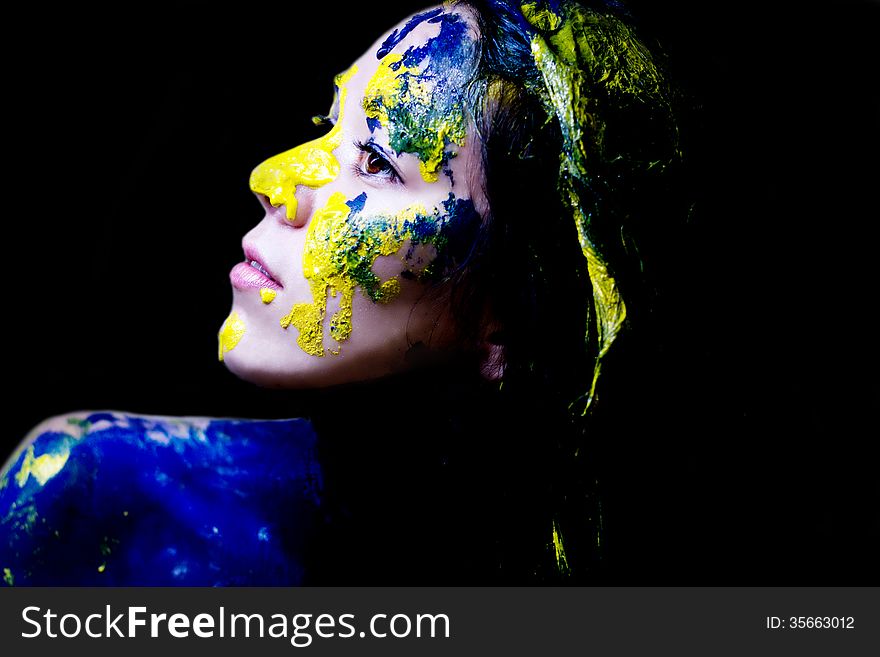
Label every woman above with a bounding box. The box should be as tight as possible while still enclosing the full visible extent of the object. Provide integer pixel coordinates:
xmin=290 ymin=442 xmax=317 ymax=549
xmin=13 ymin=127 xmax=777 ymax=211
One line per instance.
xmin=0 ymin=0 xmax=680 ymax=585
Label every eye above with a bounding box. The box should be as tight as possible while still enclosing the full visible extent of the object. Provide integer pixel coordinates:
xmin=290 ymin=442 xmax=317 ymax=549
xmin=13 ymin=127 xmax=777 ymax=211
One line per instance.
xmin=365 ymin=150 xmax=392 ymax=175
xmin=353 ymin=139 xmax=402 ymax=184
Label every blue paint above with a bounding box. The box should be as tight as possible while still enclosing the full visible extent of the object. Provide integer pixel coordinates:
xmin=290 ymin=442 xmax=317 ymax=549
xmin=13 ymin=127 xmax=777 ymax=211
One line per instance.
xmin=345 ymin=192 xmax=368 ymax=214
xmin=365 ymin=11 xmax=477 ymax=175
xmin=342 ymin=190 xmax=480 ymax=289
xmin=366 ymin=116 xmax=382 ymax=133
xmin=0 ymin=414 xmax=323 ymax=585
xmin=395 ymin=11 xmax=471 ymax=72
xmin=487 ymin=0 xmax=631 ymax=36
xmin=376 ymin=7 xmax=443 ymax=59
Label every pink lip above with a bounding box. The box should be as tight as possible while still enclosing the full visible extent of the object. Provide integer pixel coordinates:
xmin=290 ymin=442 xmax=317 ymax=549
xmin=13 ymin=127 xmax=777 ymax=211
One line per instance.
xmin=230 ymin=243 xmax=283 ymax=291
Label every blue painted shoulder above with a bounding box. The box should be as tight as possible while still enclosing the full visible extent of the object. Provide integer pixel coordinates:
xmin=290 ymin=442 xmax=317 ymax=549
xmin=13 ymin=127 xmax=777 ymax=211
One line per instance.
xmin=0 ymin=412 xmax=323 ymax=586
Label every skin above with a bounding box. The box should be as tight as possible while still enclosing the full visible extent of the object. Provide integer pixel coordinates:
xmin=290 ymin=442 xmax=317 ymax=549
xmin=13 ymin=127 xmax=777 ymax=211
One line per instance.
xmin=221 ymin=6 xmax=495 ymax=389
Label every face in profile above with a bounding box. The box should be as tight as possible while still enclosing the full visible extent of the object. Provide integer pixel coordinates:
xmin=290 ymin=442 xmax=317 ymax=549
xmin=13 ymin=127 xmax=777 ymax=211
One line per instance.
xmin=219 ymin=6 xmax=486 ymax=388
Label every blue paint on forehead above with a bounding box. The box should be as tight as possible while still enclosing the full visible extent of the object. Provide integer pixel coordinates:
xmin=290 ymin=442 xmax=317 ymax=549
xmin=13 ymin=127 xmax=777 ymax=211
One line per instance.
xmin=364 ymin=10 xmax=476 ymax=178
xmin=366 ymin=116 xmax=382 ymax=133
xmin=376 ymin=7 xmax=444 ymax=59
xmin=391 ymin=11 xmax=472 ymax=72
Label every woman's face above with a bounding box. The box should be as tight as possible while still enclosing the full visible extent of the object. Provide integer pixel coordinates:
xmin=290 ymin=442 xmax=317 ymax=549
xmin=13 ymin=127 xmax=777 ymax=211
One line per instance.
xmin=219 ymin=6 xmax=486 ymax=388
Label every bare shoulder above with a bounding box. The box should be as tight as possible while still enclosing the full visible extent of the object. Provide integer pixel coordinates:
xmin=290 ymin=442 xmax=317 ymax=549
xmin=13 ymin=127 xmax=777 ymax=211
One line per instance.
xmin=2 ymin=411 xmax=215 ymax=479
xmin=0 ymin=411 xmax=319 ymax=586
xmin=1 ymin=410 xmax=313 ymax=488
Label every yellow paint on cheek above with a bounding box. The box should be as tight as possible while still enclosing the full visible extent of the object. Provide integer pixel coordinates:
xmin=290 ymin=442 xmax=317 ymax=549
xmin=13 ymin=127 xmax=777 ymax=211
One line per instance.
xmin=15 ymin=444 xmax=70 ymax=488
xmin=217 ymin=311 xmax=245 ymax=361
xmin=249 ymin=65 xmax=358 ymax=221
xmin=279 ymin=193 xmax=355 ymax=357
xmin=280 ymin=193 xmax=429 ymax=357
xmin=259 ymin=288 xmax=276 ymax=304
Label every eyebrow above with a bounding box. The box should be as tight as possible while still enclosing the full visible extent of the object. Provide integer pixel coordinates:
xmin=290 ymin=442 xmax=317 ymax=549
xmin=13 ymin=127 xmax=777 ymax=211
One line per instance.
xmin=364 ymin=138 xmax=395 ymax=159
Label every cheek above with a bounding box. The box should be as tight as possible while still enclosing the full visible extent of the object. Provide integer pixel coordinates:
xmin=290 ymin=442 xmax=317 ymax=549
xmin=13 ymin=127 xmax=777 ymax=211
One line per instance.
xmin=278 ymin=191 xmax=480 ymax=358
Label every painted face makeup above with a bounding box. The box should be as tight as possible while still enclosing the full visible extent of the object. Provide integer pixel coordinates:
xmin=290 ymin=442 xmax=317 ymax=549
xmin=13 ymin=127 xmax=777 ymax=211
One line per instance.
xmin=363 ymin=8 xmax=475 ymax=183
xmin=279 ymin=190 xmax=479 ymax=357
xmin=250 ymin=66 xmax=360 ymax=223
xmin=219 ymin=7 xmax=484 ymax=387
xmin=218 ymin=311 xmax=245 ymax=361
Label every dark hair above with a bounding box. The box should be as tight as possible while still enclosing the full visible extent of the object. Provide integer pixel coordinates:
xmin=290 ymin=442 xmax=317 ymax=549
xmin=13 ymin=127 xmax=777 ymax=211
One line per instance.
xmin=412 ymin=0 xmax=685 ymax=580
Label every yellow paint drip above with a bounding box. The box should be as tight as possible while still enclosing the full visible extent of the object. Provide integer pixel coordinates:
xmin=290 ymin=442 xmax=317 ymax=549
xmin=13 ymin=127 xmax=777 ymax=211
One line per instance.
xmin=217 ymin=311 xmax=245 ymax=361
xmin=249 ymin=66 xmax=358 ymax=221
xmin=259 ymin=287 xmax=277 ymax=304
xmin=15 ymin=444 xmax=70 ymax=488
xmin=280 ymin=193 xmax=356 ymax=356
xmin=2 ymin=568 xmax=12 ymax=586
xmin=280 ymin=192 xmax=430 ymax=357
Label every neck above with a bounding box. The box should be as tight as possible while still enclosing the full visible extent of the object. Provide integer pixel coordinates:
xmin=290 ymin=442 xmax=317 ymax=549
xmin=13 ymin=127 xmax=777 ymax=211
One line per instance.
xmin=303 ymin=359 xmax=509 ymax=584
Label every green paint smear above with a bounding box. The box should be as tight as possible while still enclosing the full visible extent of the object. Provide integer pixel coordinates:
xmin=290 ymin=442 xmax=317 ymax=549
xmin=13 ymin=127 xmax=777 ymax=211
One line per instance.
xmin=281 ymin=191 xmax=478 ymax=356
xmin=362 ymin=11 xmax=475 ymax=182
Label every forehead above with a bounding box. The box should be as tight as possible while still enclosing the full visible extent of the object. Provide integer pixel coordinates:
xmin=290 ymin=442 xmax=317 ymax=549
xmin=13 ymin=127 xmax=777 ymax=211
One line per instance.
xmin=354 ymin=7 xmax=477 ymax=91
xmin=344 ymin=7 xmax=479 ymax=185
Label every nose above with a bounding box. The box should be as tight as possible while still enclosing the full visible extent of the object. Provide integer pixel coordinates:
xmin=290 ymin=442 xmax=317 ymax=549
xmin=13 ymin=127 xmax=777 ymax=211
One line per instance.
xmin=248 ymin=63 xmax=357 ymax=232
xmin=249 ymin=135 xmax=341 ymax=229
xmin=253 ymin=188 xmax=314 ymax=229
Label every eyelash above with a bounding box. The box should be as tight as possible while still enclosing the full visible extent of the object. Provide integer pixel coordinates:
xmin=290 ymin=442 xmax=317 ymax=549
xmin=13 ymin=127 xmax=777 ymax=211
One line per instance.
xmin=352 ymin=139 xmax=402 ymax=184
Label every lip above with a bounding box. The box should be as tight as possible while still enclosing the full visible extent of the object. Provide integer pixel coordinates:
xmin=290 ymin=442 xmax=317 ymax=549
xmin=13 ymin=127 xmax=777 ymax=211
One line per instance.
xmin=231 ymin=243 xmax=283 ymax=291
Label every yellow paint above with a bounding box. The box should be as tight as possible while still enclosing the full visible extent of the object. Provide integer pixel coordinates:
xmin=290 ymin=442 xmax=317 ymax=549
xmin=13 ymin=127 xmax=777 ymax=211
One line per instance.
xmin=521 ymin=1 xmax=562 ymax=31
xmin=15 ymin=444 xmax=70 ymax=488
xmin=249 ymin=66 xmax=358 ymax=221
xmin=259 ymin=287 xmax=277 ymax=304
xmin=280 ymin=192 xmax=430 ymax=356
xmin=97 ymin=563 xmax=106 ymax=573
xmin=280 ymin=193 xmax=354 ymax=356
xmin=2 ymin=568 xmax=13 ymax=586
xmin=362 ymin=53 xmax=467 ymax=183
xmin=552 ymin=520 xmax=571 ymax=575
xmin=523 ymin=0 xmax=672 ymax=414
xmin=217 ymin=311 xmax=245 ymax=361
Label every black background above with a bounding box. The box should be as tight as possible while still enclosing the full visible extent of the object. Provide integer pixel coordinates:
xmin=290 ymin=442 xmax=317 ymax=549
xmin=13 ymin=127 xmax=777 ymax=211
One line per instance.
xmin=5 ymin=1 xmax=878 ymax=582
